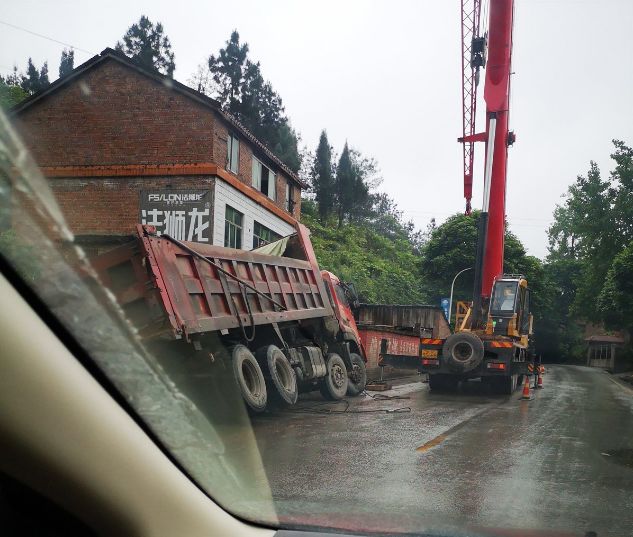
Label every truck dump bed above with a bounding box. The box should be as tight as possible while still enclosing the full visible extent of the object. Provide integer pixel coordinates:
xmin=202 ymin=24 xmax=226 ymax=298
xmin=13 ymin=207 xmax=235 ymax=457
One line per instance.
xmin=91 ymin=224 xmax=333 ymax=340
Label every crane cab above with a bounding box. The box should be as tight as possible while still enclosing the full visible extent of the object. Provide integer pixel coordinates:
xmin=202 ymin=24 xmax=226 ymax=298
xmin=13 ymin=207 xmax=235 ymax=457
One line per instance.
xmin=487 ymin=275 xmax=532 ymax=341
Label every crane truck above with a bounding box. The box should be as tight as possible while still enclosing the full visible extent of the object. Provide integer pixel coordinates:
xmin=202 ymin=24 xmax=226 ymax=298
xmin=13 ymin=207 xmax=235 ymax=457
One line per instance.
xmin=382 ymin=0 xmax=535 ymax=394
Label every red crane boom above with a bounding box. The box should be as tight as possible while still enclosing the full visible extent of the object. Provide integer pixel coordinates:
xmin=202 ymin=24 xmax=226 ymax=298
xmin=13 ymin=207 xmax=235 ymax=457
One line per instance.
xmin=459 ymin=0 xmax=515 ymax=311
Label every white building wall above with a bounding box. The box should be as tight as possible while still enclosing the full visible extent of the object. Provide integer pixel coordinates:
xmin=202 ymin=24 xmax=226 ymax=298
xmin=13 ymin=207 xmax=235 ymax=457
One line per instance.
xmin=213 ymin=178 xmax=295 ymax=250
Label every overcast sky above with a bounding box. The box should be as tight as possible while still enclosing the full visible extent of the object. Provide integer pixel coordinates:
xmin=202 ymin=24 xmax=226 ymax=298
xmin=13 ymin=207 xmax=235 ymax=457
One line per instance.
xmin=2 ymin=0 xmax=632 ymax=258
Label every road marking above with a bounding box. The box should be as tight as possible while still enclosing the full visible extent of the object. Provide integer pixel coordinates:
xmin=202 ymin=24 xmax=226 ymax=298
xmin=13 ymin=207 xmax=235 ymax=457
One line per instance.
xmin=607 ymin=375 xmax=633 ymax=395
xmin=416 ymin=434 xmax=448 ymax=452
xmin=415 ymin=404 xmax=497 ymax=453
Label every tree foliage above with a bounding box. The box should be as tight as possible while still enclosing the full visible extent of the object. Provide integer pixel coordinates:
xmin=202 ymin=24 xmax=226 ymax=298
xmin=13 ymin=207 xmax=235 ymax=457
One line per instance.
xmin=420 ymin=212 xmax=543 ymax=309
xmin=302 ymin=213 xmax=426 ymax=304
xmin=197 ymin=31 xmax=301 ymax=172
xmin=16 ymin=58 xmax=50 ymax=95
xmin=0 ymin=69 xmax=28 ymax=109
xmin=59 ymin=48 xmax=74 ymax=78
xmin=116 ymin=16 xmax=176 ymax=77
xmin=598 ymin=241 xmax=633 ymax=328
xmin=544 ymin=140 xmax=633 ymax=361
xmin=312 ymin=131 xmax=335 ymax=221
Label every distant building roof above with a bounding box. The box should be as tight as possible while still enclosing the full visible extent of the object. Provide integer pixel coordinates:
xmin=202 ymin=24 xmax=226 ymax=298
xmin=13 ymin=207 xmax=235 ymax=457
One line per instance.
xmin=11 ymin=47 xmax=304 ymax=187
xmin=585 ymin=335 xmax=625 ymax=344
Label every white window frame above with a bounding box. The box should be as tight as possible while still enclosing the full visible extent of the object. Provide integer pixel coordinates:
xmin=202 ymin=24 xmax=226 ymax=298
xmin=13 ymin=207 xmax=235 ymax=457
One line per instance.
xmin=227 ymin=133 xmax=239 ymax=174
xmin=224 ymin=205 xmax=243 ymax=249
xmin=251 ymin=157 xmax=276 ymax=200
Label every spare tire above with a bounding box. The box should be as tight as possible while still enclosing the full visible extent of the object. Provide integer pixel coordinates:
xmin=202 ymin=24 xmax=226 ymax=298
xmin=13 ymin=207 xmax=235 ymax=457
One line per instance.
xmin=232 ymin=345 xmax=267 ymax=412
xmin=442 ymin=332 xmax=484 ymax=373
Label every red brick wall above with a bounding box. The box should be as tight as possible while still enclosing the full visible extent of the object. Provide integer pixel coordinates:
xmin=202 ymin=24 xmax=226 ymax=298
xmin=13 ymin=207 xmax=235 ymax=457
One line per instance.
xmin=14 ymin=56 xmax=302 ymax=228
xmin=15 ymin=59 xmax=216 ymax=167
xmin=49 ymin=176 xmax=215 ymax=236
xmin=214 ymin=119 xmax=300 ymax=218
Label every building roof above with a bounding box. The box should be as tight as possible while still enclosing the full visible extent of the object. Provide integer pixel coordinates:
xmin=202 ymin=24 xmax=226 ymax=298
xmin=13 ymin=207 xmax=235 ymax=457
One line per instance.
xmin=585 ymin=335 xmax=626 ymax=344
xmin=10 ymin=47 xmax=304 ymax=187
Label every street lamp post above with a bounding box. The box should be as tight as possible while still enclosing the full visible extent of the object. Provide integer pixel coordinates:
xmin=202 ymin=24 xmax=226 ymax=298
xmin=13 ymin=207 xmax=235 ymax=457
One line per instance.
xmin=448 ymin=267 xmax=473 ymax=326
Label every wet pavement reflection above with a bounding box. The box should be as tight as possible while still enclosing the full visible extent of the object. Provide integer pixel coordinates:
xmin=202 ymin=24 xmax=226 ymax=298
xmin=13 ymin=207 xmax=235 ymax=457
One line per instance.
xmin=251 ymin=366 xmax=633 ymax=537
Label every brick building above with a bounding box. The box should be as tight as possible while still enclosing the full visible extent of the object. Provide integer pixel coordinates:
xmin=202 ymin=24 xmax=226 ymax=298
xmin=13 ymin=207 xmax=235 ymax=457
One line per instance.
xmin=11 ymin=48 xmax=303 ymax=253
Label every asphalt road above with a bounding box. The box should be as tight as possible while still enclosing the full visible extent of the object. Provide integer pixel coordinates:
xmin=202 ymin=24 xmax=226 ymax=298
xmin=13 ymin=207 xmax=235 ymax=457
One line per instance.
xmin=251 ymin=366 xmax=633 ymax=537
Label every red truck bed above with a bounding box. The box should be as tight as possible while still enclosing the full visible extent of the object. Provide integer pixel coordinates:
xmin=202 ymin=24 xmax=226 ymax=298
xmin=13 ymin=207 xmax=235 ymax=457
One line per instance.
xmin=90 ymin=224 xmax=333 ymax=340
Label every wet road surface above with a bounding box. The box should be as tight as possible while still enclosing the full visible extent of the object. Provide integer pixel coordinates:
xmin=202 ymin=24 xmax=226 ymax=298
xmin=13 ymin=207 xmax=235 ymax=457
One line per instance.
xmin=251 ymin=366 xmax=633 ymax=536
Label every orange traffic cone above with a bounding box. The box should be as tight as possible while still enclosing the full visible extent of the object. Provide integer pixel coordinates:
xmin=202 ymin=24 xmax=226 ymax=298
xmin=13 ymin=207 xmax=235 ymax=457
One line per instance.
xmin=536 ymin=370 xmax=543 ymax=389
xmin=521 ymin=375 xmax=531 ymax=400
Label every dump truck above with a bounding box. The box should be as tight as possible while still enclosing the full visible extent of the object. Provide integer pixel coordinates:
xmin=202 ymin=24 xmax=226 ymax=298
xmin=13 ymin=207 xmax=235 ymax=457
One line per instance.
xmin=91 ymin=223 xmax=368 ymax=412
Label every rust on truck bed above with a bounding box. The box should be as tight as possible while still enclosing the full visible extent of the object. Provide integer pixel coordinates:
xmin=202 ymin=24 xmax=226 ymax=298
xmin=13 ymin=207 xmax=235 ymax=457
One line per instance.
xmin=91 ymin=224 xmax=333 ymax=340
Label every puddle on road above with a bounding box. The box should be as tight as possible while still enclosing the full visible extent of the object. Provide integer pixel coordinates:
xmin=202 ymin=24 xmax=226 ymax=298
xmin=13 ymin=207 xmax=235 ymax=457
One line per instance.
xmin=601 ymin=448 xmax=633 ymax=468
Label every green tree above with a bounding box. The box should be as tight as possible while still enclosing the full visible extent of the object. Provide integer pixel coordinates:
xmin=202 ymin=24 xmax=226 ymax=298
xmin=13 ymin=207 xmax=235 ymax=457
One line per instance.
xmin=302 ymin=213 xmax=426 ymax=304
xmin=335 ymin=143 xmax=354 ymax=227
xmin=312 ymin=130 xmax=335 ymax=221
xmin=597 ymin=241 xmax=633 ymax=329
xmin=420 ymin=212 xmax=538 ymax=306
xmin=19 ymin=58 xmax=49 ymax=95
xmin=204 ymin=31 xmax=301 ymax=172
xmin=208 ymin=30 xmax=249 ymax=116
xmin=0 ymin=67 xmax=28 ymax=109
xmin=116 ymin=16 xmax=176 ymax=77
xmin=59 ymin=48 xmax=74 ymax=78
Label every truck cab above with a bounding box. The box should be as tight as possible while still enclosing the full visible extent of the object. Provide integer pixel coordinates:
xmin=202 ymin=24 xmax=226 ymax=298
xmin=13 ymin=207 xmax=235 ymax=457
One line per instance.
xmin=320 ymin=271 xmax=366 ymax=361
xmin=487 ymin=276 xmax=532 ymax=345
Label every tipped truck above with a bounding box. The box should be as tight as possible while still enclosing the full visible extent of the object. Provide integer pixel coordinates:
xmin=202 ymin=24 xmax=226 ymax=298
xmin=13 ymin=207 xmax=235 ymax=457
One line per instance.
xmin=91 ymin=222 xmax=368 ymax=411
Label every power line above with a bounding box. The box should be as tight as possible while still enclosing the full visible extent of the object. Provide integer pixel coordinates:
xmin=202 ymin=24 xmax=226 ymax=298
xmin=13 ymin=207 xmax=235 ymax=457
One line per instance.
xmin=0 ymin=19 xmax=95 ymax=56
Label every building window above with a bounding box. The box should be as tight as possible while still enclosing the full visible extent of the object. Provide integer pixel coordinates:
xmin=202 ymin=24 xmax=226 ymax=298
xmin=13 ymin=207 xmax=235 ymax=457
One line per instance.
xmin=253 ymin=221 xmax=281 ymax=248
xmin=285 ymin=180 xmax=295 ymax=213
xmin=224 ymin=205 xmax=243 ymax=249
xmin=252 ymin=157 xmax=276 ymax=200
xmin=227 ymin=133 xmax=239 ymax=174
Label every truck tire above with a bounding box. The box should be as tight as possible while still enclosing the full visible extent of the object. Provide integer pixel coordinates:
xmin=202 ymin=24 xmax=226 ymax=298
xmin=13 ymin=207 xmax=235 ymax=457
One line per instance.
xmin=232 ymin=345 xmax=267 ymax=412
xmin=428 ymin=374 xmax=459 ymax=392
xmin=319 ymin=353 xmax=348 ymax=400
xmin=442 ymin=332 xmax=484 ymax=373
xmin=492 ymin=374 xmax=518 ymax=395
xmin=260 ymin=345 xmax=298 ymax=405
xmin=346 ymin=353 xmax=367 ymax=396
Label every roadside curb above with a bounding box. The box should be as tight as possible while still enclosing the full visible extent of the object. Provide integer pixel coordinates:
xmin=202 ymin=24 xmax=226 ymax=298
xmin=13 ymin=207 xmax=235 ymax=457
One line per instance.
xmin=607 ymin=374 xmax=633 ymax=395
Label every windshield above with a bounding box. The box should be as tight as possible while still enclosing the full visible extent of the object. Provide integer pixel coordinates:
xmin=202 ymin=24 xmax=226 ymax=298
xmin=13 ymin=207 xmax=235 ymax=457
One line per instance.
xmin=1 ymin=3 xmax=633 ymax=537
xmin=491 ymin=281 xmax=518 ymax=312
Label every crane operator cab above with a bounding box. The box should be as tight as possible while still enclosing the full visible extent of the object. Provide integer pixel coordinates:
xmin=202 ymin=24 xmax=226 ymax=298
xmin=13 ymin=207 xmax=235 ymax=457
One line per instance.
xmin=488 ymin=275 xmax=533 ymax=340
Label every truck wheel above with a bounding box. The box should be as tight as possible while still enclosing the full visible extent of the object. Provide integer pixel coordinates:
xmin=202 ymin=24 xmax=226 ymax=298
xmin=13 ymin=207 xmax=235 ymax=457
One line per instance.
xmin=442 ymin=332 xmax=484 ymax=373
xmin=492 ymin=374 xmax=517 ymax=395
xmin=232 ymin=345 xmax=267 ymax=412
xmin=319 ymin=353 xmax=349 ymax=400
xmin=428 ymin=374 xmax=459 ymax=392
xmin=346 ymin=353 xmax=367 ymax=396
xmin=260 ymin=345 xmax=298 ymax=405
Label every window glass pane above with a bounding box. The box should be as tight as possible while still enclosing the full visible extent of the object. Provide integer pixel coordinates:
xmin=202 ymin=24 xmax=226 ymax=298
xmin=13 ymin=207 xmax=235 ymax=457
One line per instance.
xmin=253 ymin=221 xmax=280 ymax=248
xmin=224 ymin=205 xmax=243 ymax=248
xmin=491 ymin=281 xmax=517 ymax=312
xmin=231 ymin=137 xmax=239 ymax=173
xmin=252 ymin=158 xmax=261 ymax=190
xmin=268 ymin=171 xmax=276 ymax=200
